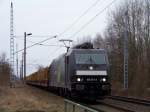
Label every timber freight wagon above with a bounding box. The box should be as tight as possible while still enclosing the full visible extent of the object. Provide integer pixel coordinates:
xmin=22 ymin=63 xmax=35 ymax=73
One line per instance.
xmin=26 ymin=67 xmax=49 ymax=87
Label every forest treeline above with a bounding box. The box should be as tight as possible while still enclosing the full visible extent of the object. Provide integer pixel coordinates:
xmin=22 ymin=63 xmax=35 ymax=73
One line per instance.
xmin=0 ymin=53 xmax=11 ymax=86
xmin=93 ymin=0 xmax=150 ymax=98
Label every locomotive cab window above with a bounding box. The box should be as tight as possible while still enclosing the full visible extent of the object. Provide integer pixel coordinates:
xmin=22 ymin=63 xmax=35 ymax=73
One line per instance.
xmin=75 ymin=53 xmax=106 ymax=64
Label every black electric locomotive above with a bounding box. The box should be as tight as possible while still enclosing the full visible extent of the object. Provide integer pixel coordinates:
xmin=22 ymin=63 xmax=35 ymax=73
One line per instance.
xmin=49 ymin=48 xmax=111 ymax=99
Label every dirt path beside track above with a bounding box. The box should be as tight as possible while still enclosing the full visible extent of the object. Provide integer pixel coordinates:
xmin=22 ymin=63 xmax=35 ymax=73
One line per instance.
xmin=0 ymin=84 xmax=64 ymax=112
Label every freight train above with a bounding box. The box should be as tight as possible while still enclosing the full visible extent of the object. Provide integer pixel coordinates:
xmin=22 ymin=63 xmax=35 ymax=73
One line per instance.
xmin=26 ymin=48 xmax=111 ymax=99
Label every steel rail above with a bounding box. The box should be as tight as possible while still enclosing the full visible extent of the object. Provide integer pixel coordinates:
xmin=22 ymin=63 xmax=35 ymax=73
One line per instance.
xmin=96 ymin=101 xmax=135 ymax=112
xmin=106 ymin=95 xmax=150 ymax=106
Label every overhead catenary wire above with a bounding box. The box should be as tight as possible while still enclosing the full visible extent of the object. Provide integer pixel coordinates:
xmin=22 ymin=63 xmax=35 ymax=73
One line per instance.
xmin=56 ymin=0 xmax=102 ymax=46
xmin=70 ymin=0 xmax=117 ymax=38
xmin=38 ymin=44 xmax=65 ymax=47
xmin=25 ymin=39 xmax=66 ymax=47
xmin=15 ymin=37 xmax=65 ymax=47
xmin=57 ymin=0 xmax=102 ymax=38
xmin=15 ymin=35 xmax=57 ymax=54
xmin=28 ymin=0 xmax=116 ymax=79
xmin=30 ymin=41 xmax=65 ymax=47
xmin=14 ymin=35 xmax=55 ymax=38
xmin=14 ymin=0 xmax=102 ymax=51
xmin=55 ymin=0 xmax=103 ymax=49
xmin=15 ymin=0 xmax=116 ymax=54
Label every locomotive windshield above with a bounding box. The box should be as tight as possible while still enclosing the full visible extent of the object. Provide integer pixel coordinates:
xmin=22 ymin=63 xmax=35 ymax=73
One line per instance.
xmin=75 ymin=53 xmax=106 ymax=64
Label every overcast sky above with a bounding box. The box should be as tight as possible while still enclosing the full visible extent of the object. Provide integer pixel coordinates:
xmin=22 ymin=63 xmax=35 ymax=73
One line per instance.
xmin=0 ymin=0 xmax=121 ymax=75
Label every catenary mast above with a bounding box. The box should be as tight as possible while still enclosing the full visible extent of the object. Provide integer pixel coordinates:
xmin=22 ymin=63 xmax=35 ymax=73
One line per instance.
xmin=10 ymin=2 xmax=15 ymax=87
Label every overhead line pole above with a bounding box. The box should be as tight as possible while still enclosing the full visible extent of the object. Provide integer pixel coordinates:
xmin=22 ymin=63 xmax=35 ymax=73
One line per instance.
xmin=10 ymin=2 xmax=15 ymax=87
xmin=123 ymin=11 xmax=129 ymax=89
xmin=24 ymin=32 xmax=32 ymax=82
xmin=24 ymin=32 xmax=26 ymax=82
xmin=22 ymin=53 xmax=24 ymax=81
xmin=23 ymin=33 xmax=56 ymax=83
xmin=16 ymin=44 xmax=19 ymax=80
xmin=20 ymin=60 xmax=22 ymax=81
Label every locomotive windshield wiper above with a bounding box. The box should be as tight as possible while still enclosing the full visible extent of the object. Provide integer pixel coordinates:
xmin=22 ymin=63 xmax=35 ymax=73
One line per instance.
xmin=85 ymin=56 xmax=96 ymax=64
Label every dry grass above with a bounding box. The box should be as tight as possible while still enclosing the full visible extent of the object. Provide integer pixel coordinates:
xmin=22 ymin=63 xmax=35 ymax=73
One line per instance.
xmin=0 ymin=73 xmax=9 ymax=87
xmin=0 ymin=85 xmax=64 ymax=112
xmin=111 ymin=81 xmax=150 ymax=100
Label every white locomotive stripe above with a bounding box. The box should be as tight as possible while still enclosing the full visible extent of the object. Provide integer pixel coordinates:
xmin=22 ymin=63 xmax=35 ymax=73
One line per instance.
xmin=76 ymin=70 xmax=107 ymax=75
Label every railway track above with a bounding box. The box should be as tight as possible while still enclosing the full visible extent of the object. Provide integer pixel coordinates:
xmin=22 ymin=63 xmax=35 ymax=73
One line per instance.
xmin=28 ymin=84 xmax=150 ymax=112
xmin=105 ymin=95 xmax=150 ymax=106
xmin=91 ymin=96 xmax=150 ymax=112
xmin=92 ymin=101 xmax=134 ymax=112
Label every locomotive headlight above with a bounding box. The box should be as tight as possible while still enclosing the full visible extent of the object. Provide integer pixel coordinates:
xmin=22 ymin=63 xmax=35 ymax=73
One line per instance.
xmin=77 ymin=78 xmax=81 ymax=82
xmin=89 ymin=66 xmax=93 ymax=70
xmin=102 ymin=78 xmax=106 ymax=82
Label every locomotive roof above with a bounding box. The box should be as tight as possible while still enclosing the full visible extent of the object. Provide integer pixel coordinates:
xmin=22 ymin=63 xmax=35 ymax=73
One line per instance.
xmin=66 ymin=48 xmax=106 ymax=56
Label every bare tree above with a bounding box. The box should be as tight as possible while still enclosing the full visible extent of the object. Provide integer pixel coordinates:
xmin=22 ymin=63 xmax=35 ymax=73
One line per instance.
xmin=36 ymin=65 xmax=44 ymax=72
xmin=93 ymin=33 xmax=105 ymax=49
xmin=96 ymin=0 xmax=150 ymax=97
xmin=0 ymin=53 xmax=11 ymax=86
